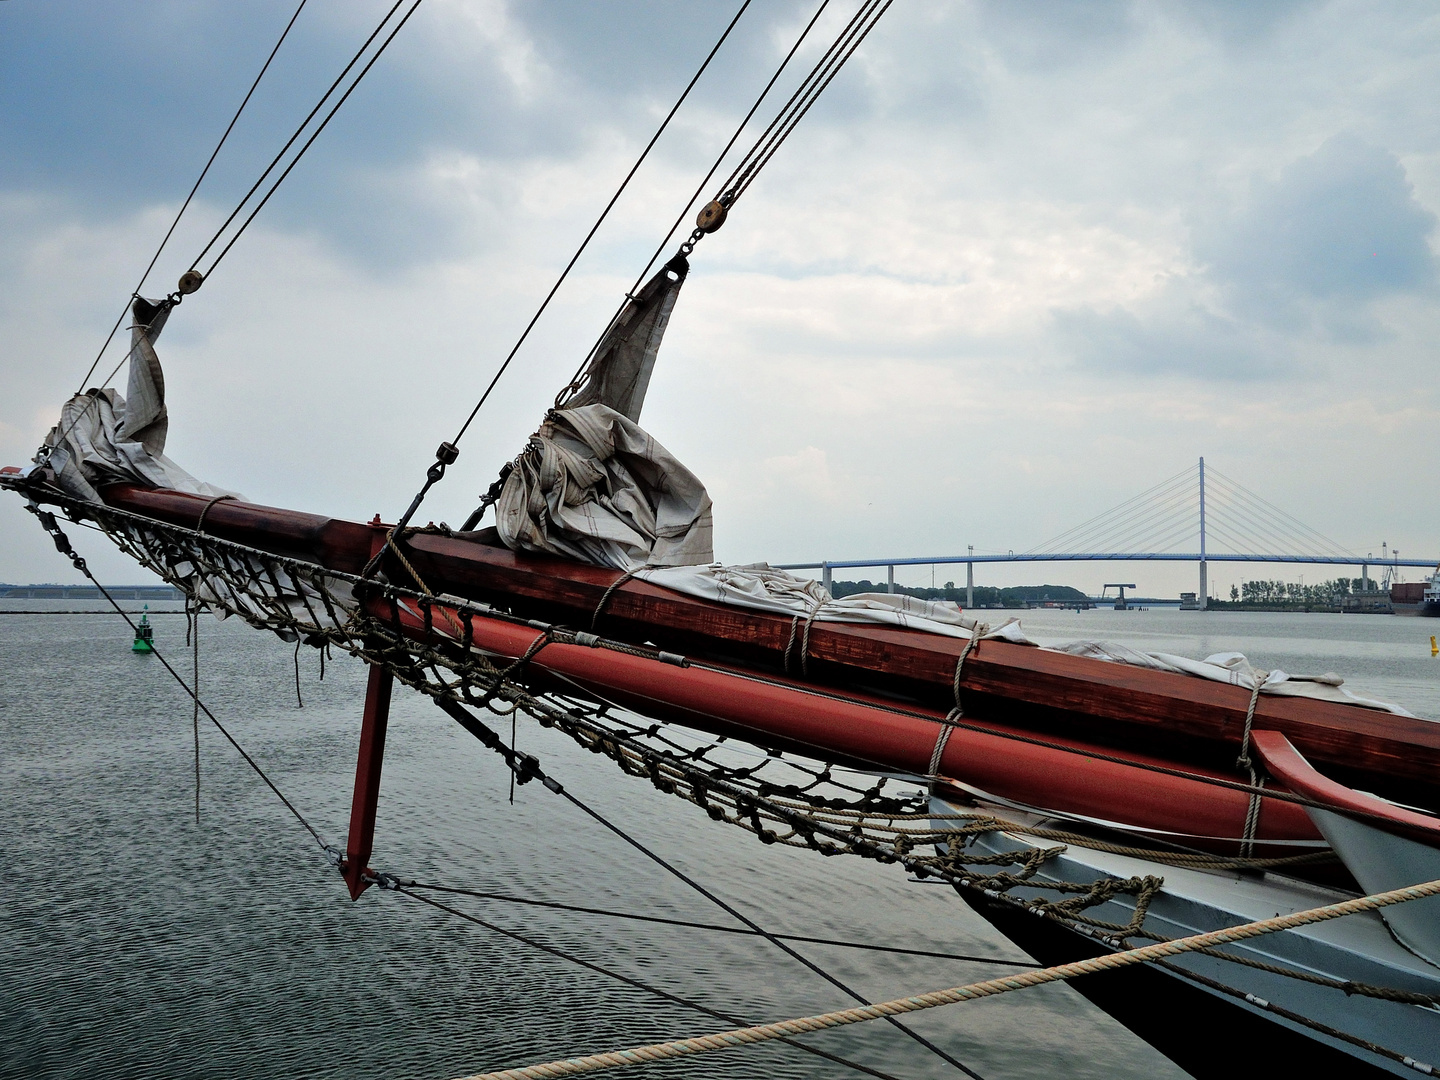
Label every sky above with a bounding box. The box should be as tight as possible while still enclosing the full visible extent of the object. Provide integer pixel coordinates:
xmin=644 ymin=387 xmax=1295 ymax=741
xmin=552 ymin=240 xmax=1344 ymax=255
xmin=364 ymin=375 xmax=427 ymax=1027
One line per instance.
xmin=2 ymin=0 xmax=1438 ymax=599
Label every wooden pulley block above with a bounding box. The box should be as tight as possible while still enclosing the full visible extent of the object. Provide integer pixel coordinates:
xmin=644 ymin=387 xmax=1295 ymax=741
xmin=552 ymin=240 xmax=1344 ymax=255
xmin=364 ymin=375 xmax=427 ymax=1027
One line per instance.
xmin=695 ymin=200 xmax=728 ymax=233
xmin=177 ymin=270 xmax=204 ymax=295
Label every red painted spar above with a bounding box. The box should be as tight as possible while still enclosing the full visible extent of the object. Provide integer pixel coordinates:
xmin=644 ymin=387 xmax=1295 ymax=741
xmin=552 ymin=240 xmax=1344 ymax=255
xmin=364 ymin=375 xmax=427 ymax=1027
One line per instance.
xmin=374 ymin=597 xmax=1322 ymax=848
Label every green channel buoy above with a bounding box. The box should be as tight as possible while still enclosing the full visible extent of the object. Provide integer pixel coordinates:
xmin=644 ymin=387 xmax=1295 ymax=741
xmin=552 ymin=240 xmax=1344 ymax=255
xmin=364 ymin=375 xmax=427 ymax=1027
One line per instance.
xmin=132 ymin=605 xmax=155 ymax=653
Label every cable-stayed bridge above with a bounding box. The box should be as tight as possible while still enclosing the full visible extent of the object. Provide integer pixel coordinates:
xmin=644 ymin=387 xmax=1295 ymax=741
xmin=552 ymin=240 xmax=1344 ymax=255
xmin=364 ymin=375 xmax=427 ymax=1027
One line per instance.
xmin=778 ymin=458 xmax=1436 ymax=609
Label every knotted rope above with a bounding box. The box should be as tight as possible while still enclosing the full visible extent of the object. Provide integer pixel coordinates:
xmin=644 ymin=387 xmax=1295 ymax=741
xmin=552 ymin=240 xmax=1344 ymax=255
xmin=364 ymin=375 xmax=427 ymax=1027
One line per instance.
xmin=780 ymin=600 xmax=827 ymax=677
xmin=193 ymin=493 xmax=236 ymax=534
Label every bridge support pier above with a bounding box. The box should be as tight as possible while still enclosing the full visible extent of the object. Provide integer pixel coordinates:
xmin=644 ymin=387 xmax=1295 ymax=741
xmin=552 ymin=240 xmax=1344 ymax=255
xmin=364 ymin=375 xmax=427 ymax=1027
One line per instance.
xmin=887 ymin=565 xmax=894 ymax=594
xmin=1200 ymin=559 xmax=1208 ymax=611
xmin=967 ymin=549 xmax=974 ymax=609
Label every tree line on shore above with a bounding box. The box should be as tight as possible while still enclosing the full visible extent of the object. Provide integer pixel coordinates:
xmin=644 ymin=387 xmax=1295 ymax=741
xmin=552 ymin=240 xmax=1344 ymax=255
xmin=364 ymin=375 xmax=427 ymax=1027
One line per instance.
xmin=831 ymin=577 xmax=1382 ymax=610
xmin=1210 ymin=578 xmax=1380 ymax=609
xmin=830 ymin=580 xmax=1087 ymax=607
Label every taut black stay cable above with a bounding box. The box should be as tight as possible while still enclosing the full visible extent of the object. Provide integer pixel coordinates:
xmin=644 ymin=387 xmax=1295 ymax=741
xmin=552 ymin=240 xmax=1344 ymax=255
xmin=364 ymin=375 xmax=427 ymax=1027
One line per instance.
xmin=448 ymin=0 xmax=753 ymax=448
xmin=395 ymin=887 xmax=907 ymax=1080
xmin=554 ymin=0 xmax=835 ymax=409
xmin=71 ymin=0 xmax=310 ymax=394
xmin=436 ymin=694 xmax=988 ymax=1079
xmin=198 ymin=0 xmax=421 ymax=281
xmin=400 ymin=879 xmax=1035 ymax=966
xmin=68 ymin=0 xmax=419 ymax=442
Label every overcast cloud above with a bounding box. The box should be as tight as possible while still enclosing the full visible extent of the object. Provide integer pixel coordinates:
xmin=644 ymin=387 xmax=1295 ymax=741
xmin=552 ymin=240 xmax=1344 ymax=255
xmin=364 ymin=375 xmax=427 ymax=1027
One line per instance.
xmin=2 ymin=0 xmax=1437 ymax=598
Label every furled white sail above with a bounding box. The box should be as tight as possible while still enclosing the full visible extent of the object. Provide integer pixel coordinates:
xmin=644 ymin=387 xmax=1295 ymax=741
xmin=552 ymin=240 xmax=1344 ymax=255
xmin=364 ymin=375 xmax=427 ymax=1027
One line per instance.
xmin=39 ymin=298 xmax=240 ymax=504
xmin=495 ymin=403 xmax=714 ymax=569
xmin=495 ymin=256 xmax=714 ymax=570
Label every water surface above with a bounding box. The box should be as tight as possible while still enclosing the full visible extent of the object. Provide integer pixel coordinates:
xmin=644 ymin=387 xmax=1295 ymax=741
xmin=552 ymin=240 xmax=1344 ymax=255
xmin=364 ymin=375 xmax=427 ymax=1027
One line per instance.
xmin=2 ymin=600 xmax=1433 ymax=1079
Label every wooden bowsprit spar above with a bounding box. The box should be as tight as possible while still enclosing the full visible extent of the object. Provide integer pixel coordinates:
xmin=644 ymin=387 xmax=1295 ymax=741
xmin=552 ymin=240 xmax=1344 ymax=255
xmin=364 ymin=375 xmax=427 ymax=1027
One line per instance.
xmin=11 ymin=462 xmax=1440 ymax=1077
xmin=66 ymin=482 xmax=1440 ymax=848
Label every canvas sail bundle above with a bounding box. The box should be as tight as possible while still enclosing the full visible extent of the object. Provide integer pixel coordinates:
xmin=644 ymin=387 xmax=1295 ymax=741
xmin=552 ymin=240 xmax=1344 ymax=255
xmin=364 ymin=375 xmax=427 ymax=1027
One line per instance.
xmin=494 ymin=403 xmax=715 ymax=570
xmin=488 ymin=255 xmax=1039 ymax=642
xmin=495 ymin=256 xmax=715 ymax=569
xmin=39 ymin=298 xmax=238 ymax=503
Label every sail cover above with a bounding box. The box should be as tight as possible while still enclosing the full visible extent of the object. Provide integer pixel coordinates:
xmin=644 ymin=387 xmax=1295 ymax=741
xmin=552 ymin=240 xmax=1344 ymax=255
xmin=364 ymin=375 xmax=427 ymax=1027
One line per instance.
xmin=39 ymin=297 xmax=239 ymax=503
xmin=496 ymin=256 xmax=714 ymax=569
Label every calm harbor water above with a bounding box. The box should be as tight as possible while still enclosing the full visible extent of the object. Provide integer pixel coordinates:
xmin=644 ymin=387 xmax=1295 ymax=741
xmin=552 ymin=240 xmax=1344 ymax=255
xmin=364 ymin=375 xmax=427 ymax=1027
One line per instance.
xmin=2 ymin=600 xmax=1435 ymax=1080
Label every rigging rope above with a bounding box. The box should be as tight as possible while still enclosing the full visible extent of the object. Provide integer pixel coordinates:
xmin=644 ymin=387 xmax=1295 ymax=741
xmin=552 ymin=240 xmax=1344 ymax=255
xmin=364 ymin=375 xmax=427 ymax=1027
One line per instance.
xmin=392 ymin=886 xmax=907 ymax=1080
xmin=71 ymin=0 xmax=310 ymax=395
xmin=718 ymin=0 xmax=892 ymax=208
xmin=453 ymin=877 xmax=1440 ymax=1080
xmin=552 ymin=0 xmax=835 ymax=411
xmin=447 ymin=0 xmax=752 ymax=448
xmin=192 ymin=593 xmax=202 ymax=825
xmin=394 ymin=880 xmax=1035 ymax=966
xmin=197 ymin=0 xmax=424 ymax=282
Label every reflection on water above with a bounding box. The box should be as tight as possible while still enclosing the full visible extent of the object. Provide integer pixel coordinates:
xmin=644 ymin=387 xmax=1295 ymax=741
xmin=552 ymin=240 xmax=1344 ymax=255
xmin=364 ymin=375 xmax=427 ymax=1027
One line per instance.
xmin=3 ymin=599 xmax=1431 ymax=1079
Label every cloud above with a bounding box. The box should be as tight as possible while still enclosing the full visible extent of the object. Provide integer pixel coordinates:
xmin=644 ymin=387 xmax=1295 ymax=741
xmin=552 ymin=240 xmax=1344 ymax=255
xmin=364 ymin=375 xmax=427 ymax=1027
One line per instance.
xmin=1200 ymin=133 xmax=1437 ymax=316
xmin=4 ymin=1 xmax=1440 ymax=596
xmin=1053 ymin=134 xmax=1438 ymax=378
xmin=1051 ymin=299 xmax=1278 ymax=380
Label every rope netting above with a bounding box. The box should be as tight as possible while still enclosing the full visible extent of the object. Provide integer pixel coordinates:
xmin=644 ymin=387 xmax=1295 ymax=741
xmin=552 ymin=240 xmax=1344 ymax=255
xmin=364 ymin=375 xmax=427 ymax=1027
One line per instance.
xmin=18 ymin=482 xmax=1440 ymax=1048
xmin=22 ymin=484 xmax=1174 ymax=933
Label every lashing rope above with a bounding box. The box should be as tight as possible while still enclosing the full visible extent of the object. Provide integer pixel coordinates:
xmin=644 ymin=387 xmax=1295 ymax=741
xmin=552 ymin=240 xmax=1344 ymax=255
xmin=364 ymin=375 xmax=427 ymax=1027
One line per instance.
xmin=1235 ymin=671 xmax=1269 ymax=858
xmin=591 ymin=569 xmax=641 ymax=631
xmin=194 ymin=493 xmax=236 ymax=535
xmin=929 ymin=630 xmax=983 ymax=783
xmin=799 ymin=596 xmax=827 ymax=677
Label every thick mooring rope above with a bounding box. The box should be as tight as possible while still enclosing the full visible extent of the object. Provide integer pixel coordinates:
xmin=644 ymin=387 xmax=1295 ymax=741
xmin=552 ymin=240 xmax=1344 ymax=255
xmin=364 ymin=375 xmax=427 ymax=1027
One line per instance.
xmin=455 ymin=877 xmax=1440 ymax=1080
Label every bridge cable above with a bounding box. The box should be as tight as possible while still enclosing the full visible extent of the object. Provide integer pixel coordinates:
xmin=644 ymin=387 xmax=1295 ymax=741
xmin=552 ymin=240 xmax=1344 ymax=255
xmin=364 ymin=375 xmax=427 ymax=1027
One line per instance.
xmin=1025 ymin=463 xmax=1195 ymax=554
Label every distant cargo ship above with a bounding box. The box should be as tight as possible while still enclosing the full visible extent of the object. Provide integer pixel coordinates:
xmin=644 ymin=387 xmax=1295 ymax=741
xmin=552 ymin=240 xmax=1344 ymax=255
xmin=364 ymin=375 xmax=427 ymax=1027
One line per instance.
xmin=1425 ymin=574 xmax=1440 ymax=617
